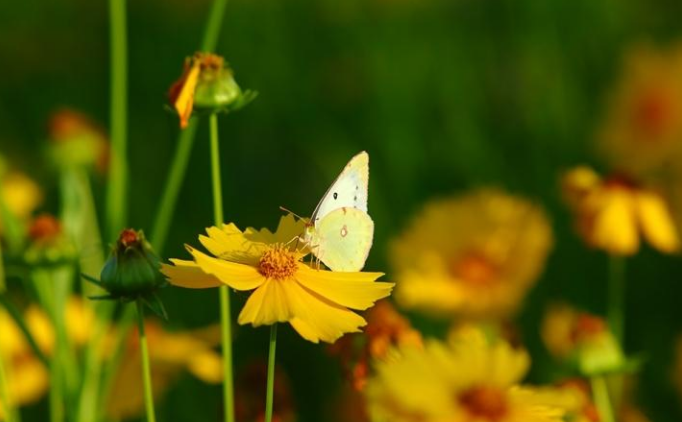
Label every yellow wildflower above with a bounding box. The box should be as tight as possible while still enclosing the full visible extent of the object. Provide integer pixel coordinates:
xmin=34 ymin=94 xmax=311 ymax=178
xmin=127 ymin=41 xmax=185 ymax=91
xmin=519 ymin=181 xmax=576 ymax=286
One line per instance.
xmin=106 ymin=321 xmax=223 ymax=420
xmin=365 ymin=326 xmax=569 ymax=422
xmin=391 ymin=189 xmax=553 ymax=319
xmin=596 ymin=42 xmax=682 ymax=175
xmin=162 ymin=214 xmax=394 ymax=343
xmin=0 ymin=308 xmax=49 ymax=419
xmin=562 ymin=166 xmax=679 ymax=255
xmin=1 ymin=172 xmax=42 ymax=220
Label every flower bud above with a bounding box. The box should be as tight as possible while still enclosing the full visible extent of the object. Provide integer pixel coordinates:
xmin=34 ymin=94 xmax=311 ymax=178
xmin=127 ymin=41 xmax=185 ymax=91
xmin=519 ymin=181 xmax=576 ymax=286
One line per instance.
xmin=100 ymin=229 xmax=165 ymax=297
xmin=23 ymin=214 xmax=77 ymax=265
xmin=168 ymin=52 xmax=257 ymax=128
xmin=47 ymin=108 xmax=109 ymax=173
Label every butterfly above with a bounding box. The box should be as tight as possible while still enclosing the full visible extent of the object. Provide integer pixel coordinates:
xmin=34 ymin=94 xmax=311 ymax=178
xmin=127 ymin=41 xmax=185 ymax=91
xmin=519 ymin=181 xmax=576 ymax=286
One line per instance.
xmin=302 ymin=151 xmax=374 ymax=272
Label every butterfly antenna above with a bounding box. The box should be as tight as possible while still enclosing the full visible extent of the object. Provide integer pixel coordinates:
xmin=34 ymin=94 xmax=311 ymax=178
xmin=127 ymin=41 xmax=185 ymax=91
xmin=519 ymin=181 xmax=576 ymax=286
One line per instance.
xmin=279 ymin=206 xmax=305 ymax=220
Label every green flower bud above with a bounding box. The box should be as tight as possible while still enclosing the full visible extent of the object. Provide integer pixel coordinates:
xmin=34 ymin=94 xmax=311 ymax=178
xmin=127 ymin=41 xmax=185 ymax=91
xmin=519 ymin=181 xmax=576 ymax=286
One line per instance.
xmin=100 ymin=229 xmax=165 ymax=297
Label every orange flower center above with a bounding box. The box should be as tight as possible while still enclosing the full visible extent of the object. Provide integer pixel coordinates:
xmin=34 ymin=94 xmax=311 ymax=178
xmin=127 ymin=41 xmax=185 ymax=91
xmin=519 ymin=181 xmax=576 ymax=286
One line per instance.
xmin=451 ymin=252 xmax=497 ymax=286
xmin=633 ymin=87 xmax=676 ymax=140
xmin=28 ymin=214 xmax=62 ymax=243
xmin=258 ymin=245 xmax=298 ymax=280
xmin=571 ymin=313 xmax=606 ymax=343
xmin=459 ymin=386 xmax=508 ymax=421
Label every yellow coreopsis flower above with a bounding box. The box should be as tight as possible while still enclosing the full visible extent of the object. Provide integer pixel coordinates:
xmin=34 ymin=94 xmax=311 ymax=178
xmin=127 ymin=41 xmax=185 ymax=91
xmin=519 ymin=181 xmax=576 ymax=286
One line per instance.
xmin=597 ymin=42 xmax=682 ymax=176
xmin=390 ymin=189 xmax=553 ymax=319
xmin=562 ymin=166 xmax=679 ymax=256
xmin=162 ymin=214 xmax=394 ymax=344
xmin=365 ymin=326 xmax=569 ymax=422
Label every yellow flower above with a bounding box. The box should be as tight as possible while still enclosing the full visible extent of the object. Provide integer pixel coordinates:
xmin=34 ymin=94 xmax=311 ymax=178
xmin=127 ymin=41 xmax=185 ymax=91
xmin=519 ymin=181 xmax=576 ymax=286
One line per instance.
xmin=162 ymin=214 xmax=394 ymax=343
xmin=365 ymin=326 xmax=569 ymax=422
xmin=1 ymin=172 xmax=42 ymax=221
xmin=0 ymin=308 xmax=49 ymax=420
xmin=390 ymin=189 xmax=553 ymax=319
xmin=562 ymin=166 xmax=679 ymax=255
xmin=106 ymin=321 xmax=223 ymax=420
xmin=596 ymin=42 xmax=682 ymax=176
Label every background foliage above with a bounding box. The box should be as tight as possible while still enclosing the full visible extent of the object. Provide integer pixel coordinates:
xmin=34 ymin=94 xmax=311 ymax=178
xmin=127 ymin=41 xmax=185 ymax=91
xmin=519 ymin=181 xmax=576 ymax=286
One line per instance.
xmin=2 ymin=0 xmax=682 ymax=420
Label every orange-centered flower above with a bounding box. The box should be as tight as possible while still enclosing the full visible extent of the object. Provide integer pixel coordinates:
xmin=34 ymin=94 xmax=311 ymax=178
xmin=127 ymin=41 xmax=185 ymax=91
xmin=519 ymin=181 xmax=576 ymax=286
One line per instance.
xmin=162 ymin=214 xmax=394 ymax=343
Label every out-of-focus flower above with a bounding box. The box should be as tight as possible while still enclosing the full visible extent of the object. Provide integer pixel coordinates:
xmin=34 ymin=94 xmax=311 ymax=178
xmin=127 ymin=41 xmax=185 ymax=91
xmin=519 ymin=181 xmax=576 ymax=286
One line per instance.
xmin=23 ymin=297 xmax=96 ymax=355
xmin=541 ymin=304 xmax=626 ymax=376
xmin=47 ymin=108 xmax=109 ymax=173
xmin=234 ymin=362 xmax=296 ymax=422
xmin=391 ymin=189 xmax=553 ymax=320
xmin=23 ymin=214 xmax=78 ymax=265
xmin=106 ymin=321 xmax=223 ymax=420
xmin=365 ymin=325 xmax=569 ymax=422
xmin=597 ymin=42 xmax=682 ymax=176
xmin=329 ymin=300 xmax=423 ymax=390
xmin=1 ymin=172 xmax=42 ymax=221
xmin=0 ymin=308 xmax=49 ymax=420
xmin=163 ymin=214 xmax=393 ymax=344
xmin=562 ymin=166 xmax=679 ymax=256
xmin=168 ymin=52 xmax=256 ymax=129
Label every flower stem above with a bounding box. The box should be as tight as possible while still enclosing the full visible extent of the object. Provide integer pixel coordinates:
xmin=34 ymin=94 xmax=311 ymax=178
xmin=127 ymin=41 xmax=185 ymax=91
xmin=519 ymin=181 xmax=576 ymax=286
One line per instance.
xmin=264 ymin=324 xmax=278 ymax=422
xmin=0 ymin=243 xmax=18 ymax=422
xmin=106 ymin=0 xmax=129 ymax=239
xmin=151 ymin=122 xmax=199 ymax=253
xmin=591 ymin=375 xmax=615 ymax=422
xmin=136 ymin=300 xmax=157 ymax=422
xmin=209 ymin=113 xmax=234 ymax=422
xmin=201 ymin=0 xmax=229 ymax=52
xmin=607 ymin=255 xmax=626 ymax=345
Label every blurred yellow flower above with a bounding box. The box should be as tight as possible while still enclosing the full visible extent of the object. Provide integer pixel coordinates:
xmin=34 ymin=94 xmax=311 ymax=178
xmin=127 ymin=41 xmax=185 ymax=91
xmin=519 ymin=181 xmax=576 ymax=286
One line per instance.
xmin=1 ymin=172 xmax=42 ymax=220
xmin=562 ymin=166 xmax=679 ymax=256
xmin=106 ymin=321 xmax=223 ymax=420
xmin=365 ymin=326 xmax=568 ymax=422
xmin=162 ymin=214 xmax=394 ymax=343
xmin=391 ymin=189 xmax=553 ymax=319
xmin=597 ymin=42 xmax=682 ymax=176
xmin=0 ymin=308 xmax=49 ymax=420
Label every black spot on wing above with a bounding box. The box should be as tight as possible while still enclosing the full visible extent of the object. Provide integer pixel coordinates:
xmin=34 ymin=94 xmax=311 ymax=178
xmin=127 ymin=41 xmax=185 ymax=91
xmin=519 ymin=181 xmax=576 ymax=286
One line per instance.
xmin=333 ymin=192 xmax=338 ymax=200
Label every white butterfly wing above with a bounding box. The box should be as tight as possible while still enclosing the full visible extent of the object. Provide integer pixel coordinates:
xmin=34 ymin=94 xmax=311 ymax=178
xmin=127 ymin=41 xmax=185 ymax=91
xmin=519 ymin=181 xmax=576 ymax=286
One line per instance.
xmin=310 ymin=207 xmax=374 ymax=272
xmin=310 ymin=151 xmax=369 ymax=225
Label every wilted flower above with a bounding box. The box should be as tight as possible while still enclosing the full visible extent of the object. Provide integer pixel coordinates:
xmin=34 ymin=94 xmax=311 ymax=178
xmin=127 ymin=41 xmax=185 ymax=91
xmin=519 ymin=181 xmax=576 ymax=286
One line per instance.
xmin=106 ymin=321 xmax=223 ymax=420
xmin=329 ymin=300 xmax=422 ymax=390
xmin=365 ymin=325 xmax=569 ymax=422
xmin=162 ymin=214 xmax=393 ymax=343
xmin=47 ymin=108 xmax=109 ymax=173
xmin=597 ymin=42 xmax=682 ymax=176
xmin=541 ymin=304 xmax=627 ymax=376
xmin=562 ymin=166 xmax=679 ymax=256
xmin=391 ymin=189 xmax=553 ymax=319
xmin=168 ymin=52 xmax=256 ymax=128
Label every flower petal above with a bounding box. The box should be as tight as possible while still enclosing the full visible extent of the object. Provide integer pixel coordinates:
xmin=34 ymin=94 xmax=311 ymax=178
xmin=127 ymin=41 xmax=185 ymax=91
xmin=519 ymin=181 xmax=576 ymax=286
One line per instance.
xmin=635 ymin=190 xmax=680 ymax=253
xmin=161 ymin=259 xmax=222 ymax=289
xmin=283 ymin=280 xmax=366 ymax=343
xmin=199 ymin=224 xmax=265 ymax=266
xmin=189 ymin=247 xmax=265 ymax=291
xmin=237 ymin=279 xmax=293 ymax=326
xmin=591 ymin=189 xmax=639 ymax=255
xmin=295 ymin=267 xmax=392 ymax=310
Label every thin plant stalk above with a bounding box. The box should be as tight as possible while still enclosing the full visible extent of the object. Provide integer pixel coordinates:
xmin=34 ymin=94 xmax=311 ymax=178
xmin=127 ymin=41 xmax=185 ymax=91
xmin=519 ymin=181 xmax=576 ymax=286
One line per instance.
xmin=150 ymin=0 xmax=229 ymax=254
xmin=209 ymin=113 xmax=234 ymax=422
xmin=106 ymin=0 xmax=129 ymax=239
xmin=591 ymin=375 xmax=615 ymax=422
xmin=136 ymin=300 xmax=157 ymax=422
xmin=607 ymin=255 xmax=626 ymax=344
xmin=264 ymin=324 xmax=278 ymax=422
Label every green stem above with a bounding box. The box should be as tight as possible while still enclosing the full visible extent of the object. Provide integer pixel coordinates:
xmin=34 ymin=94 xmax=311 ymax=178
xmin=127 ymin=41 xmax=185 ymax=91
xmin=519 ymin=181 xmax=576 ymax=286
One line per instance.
xmin=210 ymin=113 xmax=234 ymax=422
xmin=106 ymin=0 xmax=129 ymax=239
xmin=136 ymin=300 xmax=157 ymax=422
xmin=49 ymin=363 xmax=64 ymax=422
xmin=151 ymin=122 xmax=199 ymax=254
xmin=0 ymin=243 xmax=18 ymax=422
xmin=264 ymin=324 xmax=278 ymax=422
xmin=0 ymin=295 xmax=49 ymax=368
xmin=607 ymin=255 xmax=626 ymax=345
xmin=201 ymin=0 xmax=229 ymax=52
xmin=591 ymin=375 xmax=615 ymax=422
xmin=150 ymin=0 xmax=229 ymax=254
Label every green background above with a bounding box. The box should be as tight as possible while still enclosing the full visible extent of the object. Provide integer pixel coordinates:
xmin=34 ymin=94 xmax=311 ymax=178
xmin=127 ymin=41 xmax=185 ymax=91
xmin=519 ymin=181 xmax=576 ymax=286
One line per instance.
xmin=2 ymin=0 xmax=682 ymax=420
